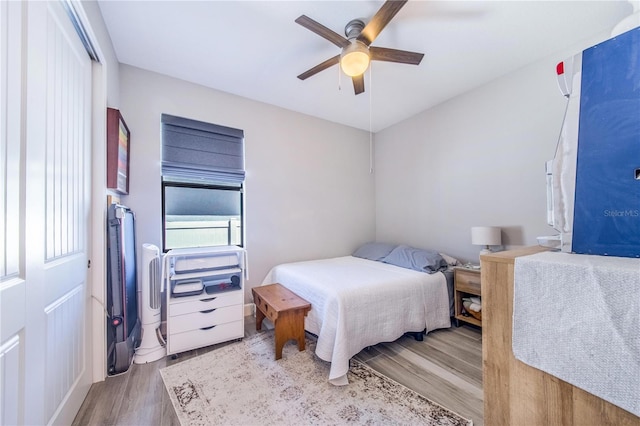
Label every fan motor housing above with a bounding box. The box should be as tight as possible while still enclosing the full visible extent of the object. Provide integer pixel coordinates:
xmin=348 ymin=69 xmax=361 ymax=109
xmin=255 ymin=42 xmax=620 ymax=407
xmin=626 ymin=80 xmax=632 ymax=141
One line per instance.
xmin=345 ymin=19 xmax=365 ymax=39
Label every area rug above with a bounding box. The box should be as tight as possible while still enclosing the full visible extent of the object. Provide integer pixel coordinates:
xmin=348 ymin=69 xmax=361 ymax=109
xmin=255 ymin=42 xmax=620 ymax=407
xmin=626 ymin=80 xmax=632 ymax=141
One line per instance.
xmin=160 ymin=331 xmax=472 ymax=425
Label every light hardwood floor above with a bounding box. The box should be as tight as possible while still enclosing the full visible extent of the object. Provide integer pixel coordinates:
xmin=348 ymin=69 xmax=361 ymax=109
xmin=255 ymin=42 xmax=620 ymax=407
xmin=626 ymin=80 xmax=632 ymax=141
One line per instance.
xmin=73 ymin=317 xmax=482 ymax=425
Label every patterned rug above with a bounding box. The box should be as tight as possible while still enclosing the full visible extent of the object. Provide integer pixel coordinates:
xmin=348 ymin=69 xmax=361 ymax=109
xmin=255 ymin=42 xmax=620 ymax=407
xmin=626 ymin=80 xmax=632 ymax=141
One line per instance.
xmin=160 ymin=331 xmax=472 ymax=425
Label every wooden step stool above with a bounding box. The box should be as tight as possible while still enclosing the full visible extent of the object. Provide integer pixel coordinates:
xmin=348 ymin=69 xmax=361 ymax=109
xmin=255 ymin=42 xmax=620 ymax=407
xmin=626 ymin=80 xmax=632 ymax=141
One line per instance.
xmin=252 ymin=283 xmax=311 ymax=360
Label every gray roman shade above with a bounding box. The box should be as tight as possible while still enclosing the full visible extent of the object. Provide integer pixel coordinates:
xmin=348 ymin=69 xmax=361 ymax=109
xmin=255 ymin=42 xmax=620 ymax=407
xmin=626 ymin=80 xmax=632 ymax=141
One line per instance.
xmin=161 ymin=114 xmax=245 ymax=184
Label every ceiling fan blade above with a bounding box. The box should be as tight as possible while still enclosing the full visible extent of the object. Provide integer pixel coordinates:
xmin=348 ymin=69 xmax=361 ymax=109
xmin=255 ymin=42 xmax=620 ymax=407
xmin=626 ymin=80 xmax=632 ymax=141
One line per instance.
xmin=370 ymin=46 xmax=424 ymax=65
xmin=357 ymin=0 xmax=408 ymax=45
xmin=297 ymin=55 xmax=340 ymax=80
xmin=352 ymin=74 xmax=365 ymax=95
xmin=295 ymin=15 xmax=350 ymax=48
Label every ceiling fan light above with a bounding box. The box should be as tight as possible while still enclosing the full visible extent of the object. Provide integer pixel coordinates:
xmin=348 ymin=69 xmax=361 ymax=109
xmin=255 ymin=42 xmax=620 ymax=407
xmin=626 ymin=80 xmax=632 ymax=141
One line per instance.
xmin=340 ymin=41 xmax=370 ymax=77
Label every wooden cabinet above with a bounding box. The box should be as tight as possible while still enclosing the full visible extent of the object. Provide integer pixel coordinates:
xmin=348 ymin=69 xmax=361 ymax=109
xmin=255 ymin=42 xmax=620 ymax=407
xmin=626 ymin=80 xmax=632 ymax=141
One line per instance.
xmin=481 ymin=246 xmax=640 ymax=426
xmin=453 ymin=267 xmax=482 ymax=327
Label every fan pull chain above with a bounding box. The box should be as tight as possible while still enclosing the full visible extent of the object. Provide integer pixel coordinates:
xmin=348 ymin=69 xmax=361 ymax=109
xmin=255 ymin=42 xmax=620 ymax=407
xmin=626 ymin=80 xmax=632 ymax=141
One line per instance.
xmin=369 ymin=64 xmax=373 ymax=174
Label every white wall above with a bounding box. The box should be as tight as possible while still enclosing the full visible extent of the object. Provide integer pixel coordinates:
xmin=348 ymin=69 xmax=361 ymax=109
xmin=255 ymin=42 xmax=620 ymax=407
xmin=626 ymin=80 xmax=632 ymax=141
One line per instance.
xmin=118 ymin=65 xmax=375 ymax=302
xmin=374 ymin=34 xmax=612 ymax=264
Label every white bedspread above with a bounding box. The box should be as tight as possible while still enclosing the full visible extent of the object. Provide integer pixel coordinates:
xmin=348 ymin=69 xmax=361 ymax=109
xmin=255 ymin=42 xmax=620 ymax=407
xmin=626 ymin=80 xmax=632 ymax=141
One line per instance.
xmin=262 ymin=256 xmax=451 ymax=385
xmin=514 ymin=251 xmax=640 ymax=417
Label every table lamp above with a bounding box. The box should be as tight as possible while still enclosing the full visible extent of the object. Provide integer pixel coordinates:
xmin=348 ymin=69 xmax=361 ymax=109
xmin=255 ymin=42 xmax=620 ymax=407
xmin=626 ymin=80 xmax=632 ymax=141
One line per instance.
xmin=471 ymin=226 xmax=501 ymax=256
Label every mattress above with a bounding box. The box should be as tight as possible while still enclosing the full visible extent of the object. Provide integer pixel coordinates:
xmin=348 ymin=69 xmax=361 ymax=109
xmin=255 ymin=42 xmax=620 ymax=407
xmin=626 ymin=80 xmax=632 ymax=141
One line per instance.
xmin=262 ymin=255 xmax=451 ymax=385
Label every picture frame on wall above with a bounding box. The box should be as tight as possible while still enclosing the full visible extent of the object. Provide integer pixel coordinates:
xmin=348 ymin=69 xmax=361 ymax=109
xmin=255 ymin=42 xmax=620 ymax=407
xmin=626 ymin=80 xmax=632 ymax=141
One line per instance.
xmin=107 ymin=108 xmax=130 ymax=194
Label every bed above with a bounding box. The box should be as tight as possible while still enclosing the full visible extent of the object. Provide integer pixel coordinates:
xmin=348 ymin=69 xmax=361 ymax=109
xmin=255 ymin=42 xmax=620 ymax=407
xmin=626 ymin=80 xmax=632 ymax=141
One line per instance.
xmin=261 ymin=243 xmax=455 ymax=385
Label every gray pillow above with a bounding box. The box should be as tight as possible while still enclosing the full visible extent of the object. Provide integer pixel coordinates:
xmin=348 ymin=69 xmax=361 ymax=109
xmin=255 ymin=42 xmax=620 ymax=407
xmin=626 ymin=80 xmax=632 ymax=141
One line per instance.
xmin=352 ymin=242 xmax=397 ymax=261
xmin=382 ymin=245 xmax=448 ymax=274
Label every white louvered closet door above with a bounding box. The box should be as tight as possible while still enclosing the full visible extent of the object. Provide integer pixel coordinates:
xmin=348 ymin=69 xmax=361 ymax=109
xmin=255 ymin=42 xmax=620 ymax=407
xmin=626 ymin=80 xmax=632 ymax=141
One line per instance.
xmin=1 ymin=1 xmax=93 ymax=425
xmin=0 ymin=1 xmax=25 ymax=422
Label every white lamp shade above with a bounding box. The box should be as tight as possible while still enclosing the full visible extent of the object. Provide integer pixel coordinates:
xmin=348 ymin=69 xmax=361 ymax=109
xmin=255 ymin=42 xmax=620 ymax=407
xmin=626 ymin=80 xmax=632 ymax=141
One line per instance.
xmin=340 ymin=41 xmax=370 ymax=77
xmin=471 ymin=226 xmax=502 ymax=246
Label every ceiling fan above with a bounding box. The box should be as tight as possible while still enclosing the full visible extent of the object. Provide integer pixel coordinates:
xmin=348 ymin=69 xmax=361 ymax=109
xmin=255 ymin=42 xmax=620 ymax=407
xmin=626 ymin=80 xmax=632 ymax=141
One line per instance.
xmin=296 ymin=0 xmax=424 ymax=95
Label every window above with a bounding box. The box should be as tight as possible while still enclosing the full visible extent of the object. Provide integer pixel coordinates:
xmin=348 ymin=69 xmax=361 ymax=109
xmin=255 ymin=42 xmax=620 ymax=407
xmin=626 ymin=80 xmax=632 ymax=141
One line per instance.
xmin=161 ymin=114 xmax=244 ymax=251
xmin=162 ymin=182 xmax=243 ymax=250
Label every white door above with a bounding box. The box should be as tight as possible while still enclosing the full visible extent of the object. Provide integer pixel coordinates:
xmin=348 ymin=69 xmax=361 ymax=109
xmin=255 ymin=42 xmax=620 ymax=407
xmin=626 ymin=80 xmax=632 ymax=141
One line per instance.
xmin=1 ymin=1 xmax=93 ymax=424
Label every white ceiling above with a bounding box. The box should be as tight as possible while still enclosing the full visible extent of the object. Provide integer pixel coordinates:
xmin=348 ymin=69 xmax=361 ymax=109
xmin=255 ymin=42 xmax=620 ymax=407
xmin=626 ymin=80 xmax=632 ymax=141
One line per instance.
xmin=97 ymin=1 xmax=632 ymax=132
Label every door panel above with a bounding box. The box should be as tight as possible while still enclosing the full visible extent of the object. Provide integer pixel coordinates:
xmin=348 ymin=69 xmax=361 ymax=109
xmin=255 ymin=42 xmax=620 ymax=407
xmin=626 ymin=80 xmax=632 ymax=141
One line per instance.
xmin=0 ymin=1 xmax=26 ymax=424
xmin=44 ymin=285 xmax=85 ymax=420
xmin=0 ymin=336 xmax=20 ymax=426
xmin=1 ymin=1 xmax=93 ymax=424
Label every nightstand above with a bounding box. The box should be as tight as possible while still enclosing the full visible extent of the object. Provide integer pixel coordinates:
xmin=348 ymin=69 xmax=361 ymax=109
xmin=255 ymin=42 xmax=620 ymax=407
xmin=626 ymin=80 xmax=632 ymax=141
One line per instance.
xmin=453 ymin=267 xmax=482 ymax=327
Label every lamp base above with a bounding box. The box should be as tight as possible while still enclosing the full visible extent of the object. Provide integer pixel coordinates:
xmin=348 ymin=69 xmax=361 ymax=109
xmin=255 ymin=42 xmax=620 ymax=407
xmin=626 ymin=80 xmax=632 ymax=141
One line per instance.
xmin=479 ymin=247 xmax=493 ymax=255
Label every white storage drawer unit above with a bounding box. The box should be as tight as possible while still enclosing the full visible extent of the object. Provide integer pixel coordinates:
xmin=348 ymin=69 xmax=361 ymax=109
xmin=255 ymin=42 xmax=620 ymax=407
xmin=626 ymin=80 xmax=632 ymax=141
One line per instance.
xmin=168 ymin=291 xmax=242 ymax=317
xmin=170 ymin=305 xmax=241 ymax=334
xmin=164 ymin=246 xmax=246 ymax=355
xmin=169 ymin=321 xmax=244 ymax=355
